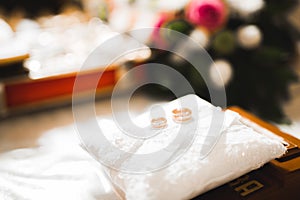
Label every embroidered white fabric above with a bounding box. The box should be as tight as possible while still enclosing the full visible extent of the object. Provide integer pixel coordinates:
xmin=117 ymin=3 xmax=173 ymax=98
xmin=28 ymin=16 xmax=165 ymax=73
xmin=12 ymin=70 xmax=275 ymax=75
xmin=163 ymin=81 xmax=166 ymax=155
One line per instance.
xmin=0 ymin=95 xmax=287 ymax=200
xmin=90 ymin=95 xmax=286 ymax=200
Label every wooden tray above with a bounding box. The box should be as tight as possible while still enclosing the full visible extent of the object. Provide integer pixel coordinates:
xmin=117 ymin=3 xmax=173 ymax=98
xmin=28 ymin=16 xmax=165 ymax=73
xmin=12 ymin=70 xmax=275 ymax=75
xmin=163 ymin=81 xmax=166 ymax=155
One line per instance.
xmin=0 ymin=53 xmax=29 ymax=66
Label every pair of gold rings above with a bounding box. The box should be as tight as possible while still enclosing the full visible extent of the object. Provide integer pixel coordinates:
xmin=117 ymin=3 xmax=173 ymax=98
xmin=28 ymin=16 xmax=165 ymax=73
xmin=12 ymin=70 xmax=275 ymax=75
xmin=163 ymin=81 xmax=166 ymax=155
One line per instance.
xmin=151 ymin=108 xmax=192 ymax=129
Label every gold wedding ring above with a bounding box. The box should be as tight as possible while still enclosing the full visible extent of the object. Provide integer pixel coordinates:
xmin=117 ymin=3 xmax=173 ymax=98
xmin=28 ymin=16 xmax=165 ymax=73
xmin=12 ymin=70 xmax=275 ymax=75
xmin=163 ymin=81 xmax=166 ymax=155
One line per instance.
xmin=172 ymin=108 xmax=192 ymax=123
xmin=151 ymin=117 xmax=168 ymax=129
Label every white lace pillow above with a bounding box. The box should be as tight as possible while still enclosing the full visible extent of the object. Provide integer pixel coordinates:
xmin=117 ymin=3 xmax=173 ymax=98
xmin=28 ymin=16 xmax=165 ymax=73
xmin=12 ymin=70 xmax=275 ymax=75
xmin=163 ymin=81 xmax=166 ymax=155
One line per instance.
xmin=87 ymin=95 xmax=286 ymax=200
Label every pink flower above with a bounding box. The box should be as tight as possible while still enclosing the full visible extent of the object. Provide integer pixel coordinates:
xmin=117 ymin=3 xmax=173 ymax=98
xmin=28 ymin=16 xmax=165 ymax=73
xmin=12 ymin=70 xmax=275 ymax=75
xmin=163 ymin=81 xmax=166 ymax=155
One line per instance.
xmin=186 ymin=0 xmax=227 ymax=31
xmin=151 ymin=13 xmax=173 ymax=47
xmin=154 ymin=13 xmax=169 ymax=29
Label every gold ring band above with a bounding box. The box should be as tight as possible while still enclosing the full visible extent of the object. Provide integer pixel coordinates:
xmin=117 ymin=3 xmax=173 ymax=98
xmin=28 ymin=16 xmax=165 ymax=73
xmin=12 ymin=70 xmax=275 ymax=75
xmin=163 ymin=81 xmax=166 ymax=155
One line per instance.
xmin=172 ymin=108 xmax=192 ymax=123
xmin=151 ymin=117 xmax=168 ymax=129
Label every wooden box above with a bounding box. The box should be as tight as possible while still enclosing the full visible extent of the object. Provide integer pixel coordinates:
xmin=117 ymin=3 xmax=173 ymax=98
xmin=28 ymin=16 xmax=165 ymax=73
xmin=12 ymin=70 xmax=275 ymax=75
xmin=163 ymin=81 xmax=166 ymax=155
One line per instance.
xmin=193 ymin=107 xmax=300 ymax=200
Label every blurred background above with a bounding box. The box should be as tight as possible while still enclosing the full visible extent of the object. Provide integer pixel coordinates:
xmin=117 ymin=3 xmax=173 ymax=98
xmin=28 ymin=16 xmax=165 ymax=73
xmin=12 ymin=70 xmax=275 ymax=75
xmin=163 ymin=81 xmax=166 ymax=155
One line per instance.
xmin=0 ymin=0 xmax=300 ymax=150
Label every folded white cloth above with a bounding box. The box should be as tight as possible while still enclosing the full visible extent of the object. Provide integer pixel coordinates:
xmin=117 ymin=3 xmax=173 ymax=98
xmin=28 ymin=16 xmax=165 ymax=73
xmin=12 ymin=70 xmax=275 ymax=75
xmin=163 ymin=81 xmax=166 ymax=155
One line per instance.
xmin=0 ymin=126 xmax=118 ymax=200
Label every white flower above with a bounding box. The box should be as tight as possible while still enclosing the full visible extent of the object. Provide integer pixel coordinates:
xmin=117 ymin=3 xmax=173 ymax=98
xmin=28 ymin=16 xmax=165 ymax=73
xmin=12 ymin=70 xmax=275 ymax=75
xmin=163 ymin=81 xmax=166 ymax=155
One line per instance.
xmin=225 ymin=0 xmax=265 ymax=17
xmin=209 ymin=59 xmax=233 ymax=88
xmin=237 ymin=25 xmax=262 ymax=49
xmin=156 ymin=0 xmax=189 ymax=11
xmin=190 ymin=29 xmax=210 ymax=48
xmin=0 ymin=19 xmax=14 ymax=43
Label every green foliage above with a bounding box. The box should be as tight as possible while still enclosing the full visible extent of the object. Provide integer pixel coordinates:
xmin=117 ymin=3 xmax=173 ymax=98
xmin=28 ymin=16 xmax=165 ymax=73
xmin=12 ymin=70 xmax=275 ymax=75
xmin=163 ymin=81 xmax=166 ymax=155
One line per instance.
xmin=145 ymin=0 xmax=299 ymax=123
